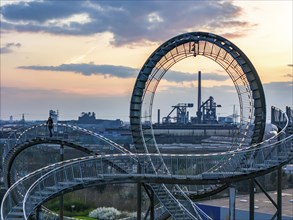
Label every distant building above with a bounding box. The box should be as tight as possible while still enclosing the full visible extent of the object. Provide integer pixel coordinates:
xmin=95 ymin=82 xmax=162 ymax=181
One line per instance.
xmin=77 ymin=112 xmax=123 ymax=129
xmin=78 ymin=112 xmax=96 ymax=124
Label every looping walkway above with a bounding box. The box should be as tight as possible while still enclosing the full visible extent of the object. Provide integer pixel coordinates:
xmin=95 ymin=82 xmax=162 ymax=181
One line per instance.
xmin=1 ymin=32 xmax=293 ymax=220
xmin=1 ymin=118 xmax=292 ymax=219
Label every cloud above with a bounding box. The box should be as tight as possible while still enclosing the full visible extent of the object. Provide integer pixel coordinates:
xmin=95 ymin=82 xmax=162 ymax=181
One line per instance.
xmin=18 ymin=63 xmax=138 ymax=78
xmin=283 ymin=73 xmax=293 ymax=78
xmin=206 ymin=20 xmax=257 ymax=39
xmin=18 ymin=63 xmax=228 ymax=82
xmin=263 ymin=81 xmax=292 ymax=88
xmin=0 ymin=42 xmax=21 ymax=53
xmin=1 ymin=1 xmax=251 ymax=46
xmin=1 ymin=1 xmax=85 ymax=22
xmin=221 ymin=32 xmax=248 ymax=39
xmin=263 ymin=81 xmax=293 ymax=109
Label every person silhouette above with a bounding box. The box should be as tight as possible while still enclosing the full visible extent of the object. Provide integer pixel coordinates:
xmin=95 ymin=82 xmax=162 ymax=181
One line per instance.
xmin=46 ymin=116 xmax=54 ymax=137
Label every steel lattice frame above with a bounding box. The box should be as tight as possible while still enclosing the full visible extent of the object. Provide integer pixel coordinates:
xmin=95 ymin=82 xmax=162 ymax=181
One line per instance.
xmin=130 ymin=32 xmax=266 ymax=153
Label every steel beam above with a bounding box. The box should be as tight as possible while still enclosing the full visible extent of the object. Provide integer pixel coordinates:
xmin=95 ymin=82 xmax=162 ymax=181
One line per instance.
xmin=254 ymin=179 xmax=277 ymax=208
xmin=229 ymin=185 xmax=236 ymax=220
xmin=277 ymin=167 xmax=282 ymax=220
xmin=59 ymin=144 xmax=64 ymax=220
xmin=36 ymin=206 xmax=42 ymax=220
xmin=144 ymin=185 xmax=155 ymax=220
xmin=150 ymin=189 xmax=154 ymax=220
xmin=249 ymin=179 xmax=255 ymax=220
xmin=137 ymin=164 xmax=142 ymax=220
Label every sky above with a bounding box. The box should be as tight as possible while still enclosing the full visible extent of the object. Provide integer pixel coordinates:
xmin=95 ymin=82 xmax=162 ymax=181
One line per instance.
xmin=0 ymin=0 xmax=292 ymax=122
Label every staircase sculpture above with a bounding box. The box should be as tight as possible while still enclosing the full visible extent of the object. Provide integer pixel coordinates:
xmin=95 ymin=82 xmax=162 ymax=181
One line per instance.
xmin=1 ymin=123 xmax=212 ymax=220
xmin=1 ymin=117 xmax=292 ymax=219
xmin=1 ymin=32 xmax=293 ymax=220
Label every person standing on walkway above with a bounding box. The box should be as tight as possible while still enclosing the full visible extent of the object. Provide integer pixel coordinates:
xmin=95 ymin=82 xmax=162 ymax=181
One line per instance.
xmin=47 ymin=116 xmax=54 ymax=137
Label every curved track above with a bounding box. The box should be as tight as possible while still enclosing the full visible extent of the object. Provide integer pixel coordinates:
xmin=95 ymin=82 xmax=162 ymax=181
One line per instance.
xmin=1 ymin=123 xmax=137 ymax=220
xmin=129 ymin=31 xmax=267 ymax=218
xmin=2 ymin=123 xmax=136 ymax=187
xmin=2 ymin=123 xmax=215 ymax=219
xmin=1 ymin=32 xmax=293 ymax=220
xmin=1 ymin=118 xmax=292 ymax=219
xmin=130 ymin=32 xmax=266 ymax=150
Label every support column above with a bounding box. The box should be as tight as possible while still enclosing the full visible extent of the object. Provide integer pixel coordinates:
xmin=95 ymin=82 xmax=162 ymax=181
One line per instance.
xmin=59 ymin=144 xmax=64 ymax=220
xmin=277 ymin=167 xmax=282 ymax=220
xmin=36 ymin=206 xmax=42 ymax=220
xmin=249 ymin=179 xmax=255 ymax=220
xmin=150 ymin=189 xmax=154 ymax=220
xmin=137 ymin=164 xmax=141 ymax=220
xmin=143 ymin=185 xmax=155 ymax=220
xmin=254 ymin=179 xmax=277 ymax=208
xmin=229 ymin=185 xmax=236 ymax=220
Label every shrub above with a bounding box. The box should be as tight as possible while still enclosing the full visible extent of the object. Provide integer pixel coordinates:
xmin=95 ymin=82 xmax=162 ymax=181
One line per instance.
xmin=89 ymin=207 xmax=121 ymax=220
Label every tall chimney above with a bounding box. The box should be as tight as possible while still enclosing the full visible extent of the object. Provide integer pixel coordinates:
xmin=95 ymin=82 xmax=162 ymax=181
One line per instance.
xmin=197 ymin=71 xmax=202 ymax=123
xmin=158 ymin=109 xmax=160 ymax=124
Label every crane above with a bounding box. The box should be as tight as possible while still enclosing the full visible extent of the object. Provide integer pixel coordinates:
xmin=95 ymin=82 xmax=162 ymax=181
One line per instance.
xmin=162 ymin=103 xmax=193 ymax=124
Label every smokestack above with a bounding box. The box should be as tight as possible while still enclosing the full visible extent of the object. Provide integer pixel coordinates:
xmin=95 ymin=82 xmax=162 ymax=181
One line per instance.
xmin=197 ymin=71 xmax=202 ymax=123
xmin=158 ymin=109 xmax=160 ymax=124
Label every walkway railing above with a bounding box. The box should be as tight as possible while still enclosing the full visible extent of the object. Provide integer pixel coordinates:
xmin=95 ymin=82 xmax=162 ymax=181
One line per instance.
xmin=2 ymin=107 xmax=292 ymax=219
xmin=3 ymin=123 xmax=133 ymax=160
xmin=20 ymin=131 xmax=292 ymax=219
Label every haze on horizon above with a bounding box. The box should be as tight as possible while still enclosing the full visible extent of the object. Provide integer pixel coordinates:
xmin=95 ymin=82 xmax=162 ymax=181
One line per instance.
xmin=1 ymin=0 xmax=292 ymax=122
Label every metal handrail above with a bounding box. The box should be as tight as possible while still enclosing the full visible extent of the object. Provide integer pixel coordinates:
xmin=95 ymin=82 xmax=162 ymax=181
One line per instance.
xmin=2 ymin=123 xmax=137 ymax=220
xmin=2 ymin=109 xmax=292 ymax=219
xmin=3 ymin=109 xmax=287 ymax=171
xmin=22 ymin=132 xmax=292 ymax=219
xmin=2 ymin=129 xmax=291 ymax=220
xmin=4 ymin=123 xmax=134 ymax=159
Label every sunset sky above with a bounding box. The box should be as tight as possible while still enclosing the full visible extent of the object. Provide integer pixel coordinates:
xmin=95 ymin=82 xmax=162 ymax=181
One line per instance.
xmin=1 ymin=0 xmax=292 ymax=122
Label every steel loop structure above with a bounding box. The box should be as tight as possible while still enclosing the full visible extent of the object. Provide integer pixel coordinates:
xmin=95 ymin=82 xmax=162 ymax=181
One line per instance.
xmin=130 ymin=32 xmax=266 ymax=152
xmin=1 ymin=32 xmax=292 ymax=220
xmin=129 ymin=32 xmax=267 ymax=218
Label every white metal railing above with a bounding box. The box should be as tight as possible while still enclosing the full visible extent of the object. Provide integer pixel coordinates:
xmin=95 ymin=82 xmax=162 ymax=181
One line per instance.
xmin=2 ymin=123 xmax=136 ymax=186
xmin=2 ymin=123 xmax=136 ymax=220
xmin=1 ymin=158 xmax=68 ymax=220
xmin=21 ymin=132 xmax=292 ymax=219
xmin=3 ymin=123 xmax=134 ymax=160
xmin=2 ymin=130 xmax=292 ymax=220
xmin=2 ymin=108 xmax=292 ymax=219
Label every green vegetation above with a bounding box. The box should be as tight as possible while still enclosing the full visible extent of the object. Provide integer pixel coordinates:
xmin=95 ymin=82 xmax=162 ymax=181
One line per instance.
xmin=45 ymin=196 xmax=93 ymax=217
xmin=44 ymin=184 xmax=139 ymax=219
